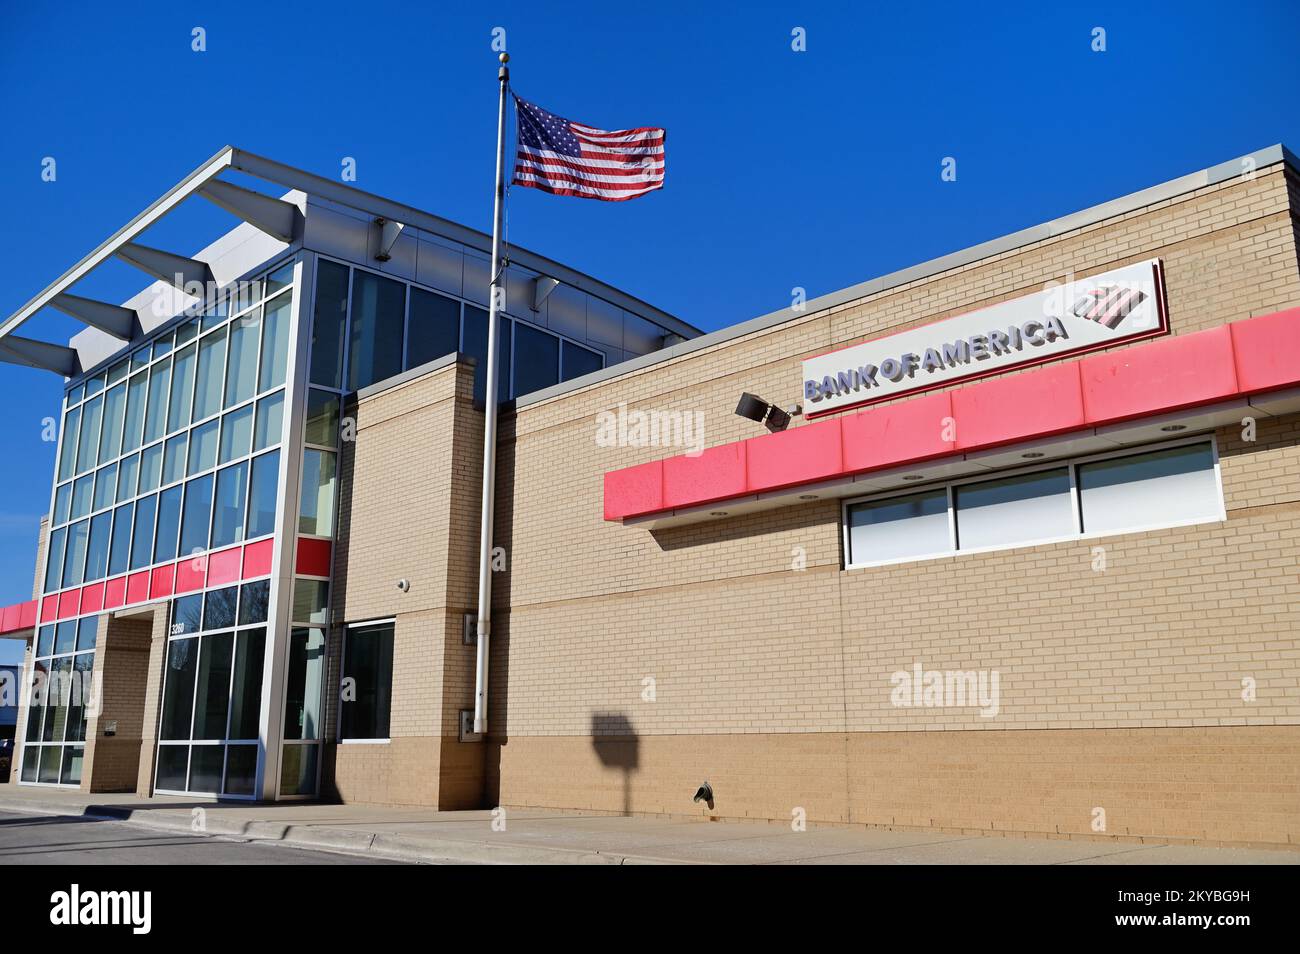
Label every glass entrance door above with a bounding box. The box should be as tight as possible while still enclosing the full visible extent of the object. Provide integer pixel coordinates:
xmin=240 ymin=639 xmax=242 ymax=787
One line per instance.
xmin=155 ymin=582 xmax=268 ymax=797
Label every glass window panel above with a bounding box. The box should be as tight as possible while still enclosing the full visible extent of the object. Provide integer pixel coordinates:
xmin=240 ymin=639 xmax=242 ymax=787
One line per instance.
xmin=130 ymin=494 xmax=157 ymax=570
xmin=21 ymin=745 xmax=39 ymax=782
xmin=219 ymin=405 xmax=254 ymax=464
xmin=225 ymin=312 xmax=260 ymax=407
xmin=230 ymin=631 xmax=264 ymax=741
xmin=121 ymin=372 xmax=148 ymax=454
xmin=154 ymin=485 xmax=182 ymax=563
xmin=38 ymin=744 xmax=62 ymax=783
xmin=85 ymin=374 xmax=104 ymax=397
xmin=311 ymin=260 xmax=349 ymax=388
xmin=54 ymin=621 xmax=77 ymax=654
xmin=71 ymin=474 xmax=93 ymax=520
xmin=62 ymin=520 xmax=88 ymax=587
xmin=193 ymin=327 xmax=228 ymax=422
xmin=266 ymin=262 xmax=294 ymax=296
xmin=59 ymin=746 xmax=85 ymax=785
xmin=98 ymin=382 xmax=126 ymax=461
xmin=347 ymin=270 xmax=405 ymax=392
xmin=462 ymin=307 xmax=510 ymax=402
xmin=224 ymin=744 xmax=257 ymax=795
xmin=154 ymin=334 xmax=173 ymax=357
xmin=116 ymin=453 xmax=139 ymax=502
xmin=37 ymin=626 xmax=55 ymax=656
xmin=24 ymin=668 xmax=47 ymax=740
xmin=203 ymin=586 xmax=238 ymax=631
xmin=238 ymin=580 xmax=270 ymax=625
xmin=280 ymin=743 xmax=318 ymax=797
xmin=258 ymin=291 xmax=292 ymax=393
xmin=292 ymin=579 xmax=328 ymax=625
xmin=84 ymin=511 xmax=112 ymax=582
xmin=341 ymin=622 xmax=394 ymax=740
xmin=93 ymin=463 xmax=117 ymax=513
xmin=283 ymin=627 xmax=326 ymax=740
xmin=1078 ymin=443 xmax=1221 ymax=536
xmin=304 ymin=389 xmax=339 ymax=447
xmin=107 ymin=359 xmax=129 ymax=385
xmin=43 ymin=527 xmax=65 ymax=593
xmin=167 ymin=343 xmax=196 ymax=433
xmin=58 ymin=406 xmax=81 ymax=482
xmin=170 ymin=594 xmax=203 ymax=635
xmin=954 ymin=468 xmax=1074 ymax=551
xmin=561 ymin=340 xmax=603 ymax=381
xmin=155 ymin=745 xmax=188 ymax=790
xmin=43 ymin=658 xmax=71 ymax=742
xmin=163 ymin=433 xmax=188 ymax=485
xmin=188 ymin=745 xmax=224 ymax=793
xmin=188 ymin=419 xmax=218 ymax=475
xmin=53 ymin=483 xmax=71 ymax=525
xmin=178 ymin=475 xmax=214 ymax=557
xmin=160 ymin=638 xmax=198 ymax=740
xmin=247 ymin=451 xmax=280 ymax=538
xmin=75 ymin=395 xmax=103 ymax=474
xmin=193 ymin=632 xmax=234 ymax=740
xmin=846 ymin=489 xmax=950 ymax=565
xmin=299 ymin=449 xmax=336 ymax=537
xmin=66 ymin=654 xmax=94 ymax=743
xmin=76 ymin=618 xmax=98 ymax=652
xmin=108 ymin=502 xmax=133 ymax=576
xmin=67 ymin=383 xmax=85 ymax=405
xmin=253 ymin=391 xmax=284 ymax=451
xmin=139 ymin=442 xmax=163 ymax=494
xmin=406 ymin=287 xmax=460 ymax=369
xmin=143 ymin=361 xmax=171 ymax=445
xmin=512 ymin=323 xmax=560 ymax=396
xmin=211 ymin=462 xmax=249 ymax=549
xmin=131 ymin=346 xmax=151 ymax=370
xmin=176 ymin=317 xmax=199 ymax=347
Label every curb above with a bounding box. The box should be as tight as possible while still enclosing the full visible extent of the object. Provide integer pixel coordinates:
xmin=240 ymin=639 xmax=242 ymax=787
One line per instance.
xmin=0 ymin=796 xmax=703 ymax=866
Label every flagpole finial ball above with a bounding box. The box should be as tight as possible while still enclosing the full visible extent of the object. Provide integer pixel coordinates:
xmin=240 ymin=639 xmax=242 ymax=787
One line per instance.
xmin=499 ymin=53 xmax=509 ymax=64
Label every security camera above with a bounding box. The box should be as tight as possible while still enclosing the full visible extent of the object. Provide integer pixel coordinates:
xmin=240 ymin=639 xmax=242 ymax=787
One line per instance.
xmin=396 ymin=579 xmax=410 ymax=592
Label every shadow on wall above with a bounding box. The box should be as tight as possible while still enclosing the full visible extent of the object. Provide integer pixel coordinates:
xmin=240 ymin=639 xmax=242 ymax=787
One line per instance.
xmin=591 ymin=712 xmax=639 ymax=816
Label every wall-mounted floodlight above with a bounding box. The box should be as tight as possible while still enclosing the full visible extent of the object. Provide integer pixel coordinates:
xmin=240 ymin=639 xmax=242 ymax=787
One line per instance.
xmin=735 ymin=392 xmax=797 ymax=432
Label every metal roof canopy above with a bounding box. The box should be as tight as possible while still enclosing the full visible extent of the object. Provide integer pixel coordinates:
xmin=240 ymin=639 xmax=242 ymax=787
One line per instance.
xmin=0 ymin=145 xmax=700 ymax=378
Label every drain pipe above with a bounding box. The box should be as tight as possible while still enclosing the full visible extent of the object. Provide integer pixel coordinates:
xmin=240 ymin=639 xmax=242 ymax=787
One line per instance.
xmin=473 ymin=53 xmax=510 ymax=735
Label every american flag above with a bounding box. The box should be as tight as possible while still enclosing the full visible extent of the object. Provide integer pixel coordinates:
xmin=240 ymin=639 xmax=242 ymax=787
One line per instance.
xmin=513 ymin=95 xmax=665 ymax=201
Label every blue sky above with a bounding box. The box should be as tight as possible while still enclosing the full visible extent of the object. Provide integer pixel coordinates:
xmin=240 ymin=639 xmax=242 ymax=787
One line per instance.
xmin=1 ymin=0 xmax=1298 ymax=661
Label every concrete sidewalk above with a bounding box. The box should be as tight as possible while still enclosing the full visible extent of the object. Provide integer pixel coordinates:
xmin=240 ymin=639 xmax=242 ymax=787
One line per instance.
xmin=0 ymin=786 xmax=1295 ymax=865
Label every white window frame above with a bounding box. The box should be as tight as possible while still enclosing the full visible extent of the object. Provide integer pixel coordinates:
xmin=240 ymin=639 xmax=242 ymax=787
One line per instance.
xmin=337 ymin=617 xmax=396 ymax=745
xmin=842 ymin=434 xmax=1226 ymax=571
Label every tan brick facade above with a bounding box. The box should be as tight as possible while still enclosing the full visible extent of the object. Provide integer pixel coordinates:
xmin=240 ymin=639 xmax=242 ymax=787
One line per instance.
xmin=474 ymin=162 xmax=1300 ymax=846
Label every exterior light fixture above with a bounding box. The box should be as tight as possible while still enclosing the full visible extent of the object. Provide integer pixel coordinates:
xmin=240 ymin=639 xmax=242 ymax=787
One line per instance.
xmin=798 ymin=494 xmax=818 ymax=500
xmin=710 ymin=511 xmax=728 ymax=517
xmin=735 ymin=392 xmax=796 ymax=432
xmin=902 ymin=474 xmax=924 ymax=481
xmin=1021 ymin=451 xmax=1045 ymax=459
xmin=693 ymin=781 xmax=715 ymax=810
xmin=1160 ymin=424 xmax=1187 ymax=432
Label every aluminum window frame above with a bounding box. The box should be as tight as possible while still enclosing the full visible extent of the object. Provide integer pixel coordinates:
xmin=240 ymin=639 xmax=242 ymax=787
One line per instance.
xmin=842 ymin=435 xmax=1226 ymax=571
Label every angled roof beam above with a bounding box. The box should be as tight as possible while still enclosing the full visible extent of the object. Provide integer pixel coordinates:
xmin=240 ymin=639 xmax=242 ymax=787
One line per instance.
xmin=0 ymin=146 xmax=234 ymax=342
xmin=197 ymin=179 xmax=301 ymax=243
xmin=116 ymin=242 xmax=214 ymax=293
xmin=50 ymin=293 xmax=139 ymax=341
xmin=0 ymin=336 xmax=80 ymax=376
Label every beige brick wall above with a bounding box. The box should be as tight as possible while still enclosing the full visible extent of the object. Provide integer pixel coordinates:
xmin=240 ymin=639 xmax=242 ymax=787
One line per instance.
xmin=326 ymin=360 xmax=485 ymax=807
xmin=477 ymin=163 xmax=1300 ymax=844
xmin=133 ymin=606 xmax=168 ymax=796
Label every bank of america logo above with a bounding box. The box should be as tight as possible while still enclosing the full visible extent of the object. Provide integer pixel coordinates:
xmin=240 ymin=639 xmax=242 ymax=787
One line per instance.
xmin=1071 ymin=284 xmax=1147 ymax=329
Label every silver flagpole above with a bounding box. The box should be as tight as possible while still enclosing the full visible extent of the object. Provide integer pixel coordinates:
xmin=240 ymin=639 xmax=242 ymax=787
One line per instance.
xmin=473 ymin=51 xmax=510 ymax=735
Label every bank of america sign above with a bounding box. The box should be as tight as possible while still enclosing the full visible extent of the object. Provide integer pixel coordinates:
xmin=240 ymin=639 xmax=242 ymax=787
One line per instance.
xmin=802 ymin=259 xmax=1168 ymax=415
